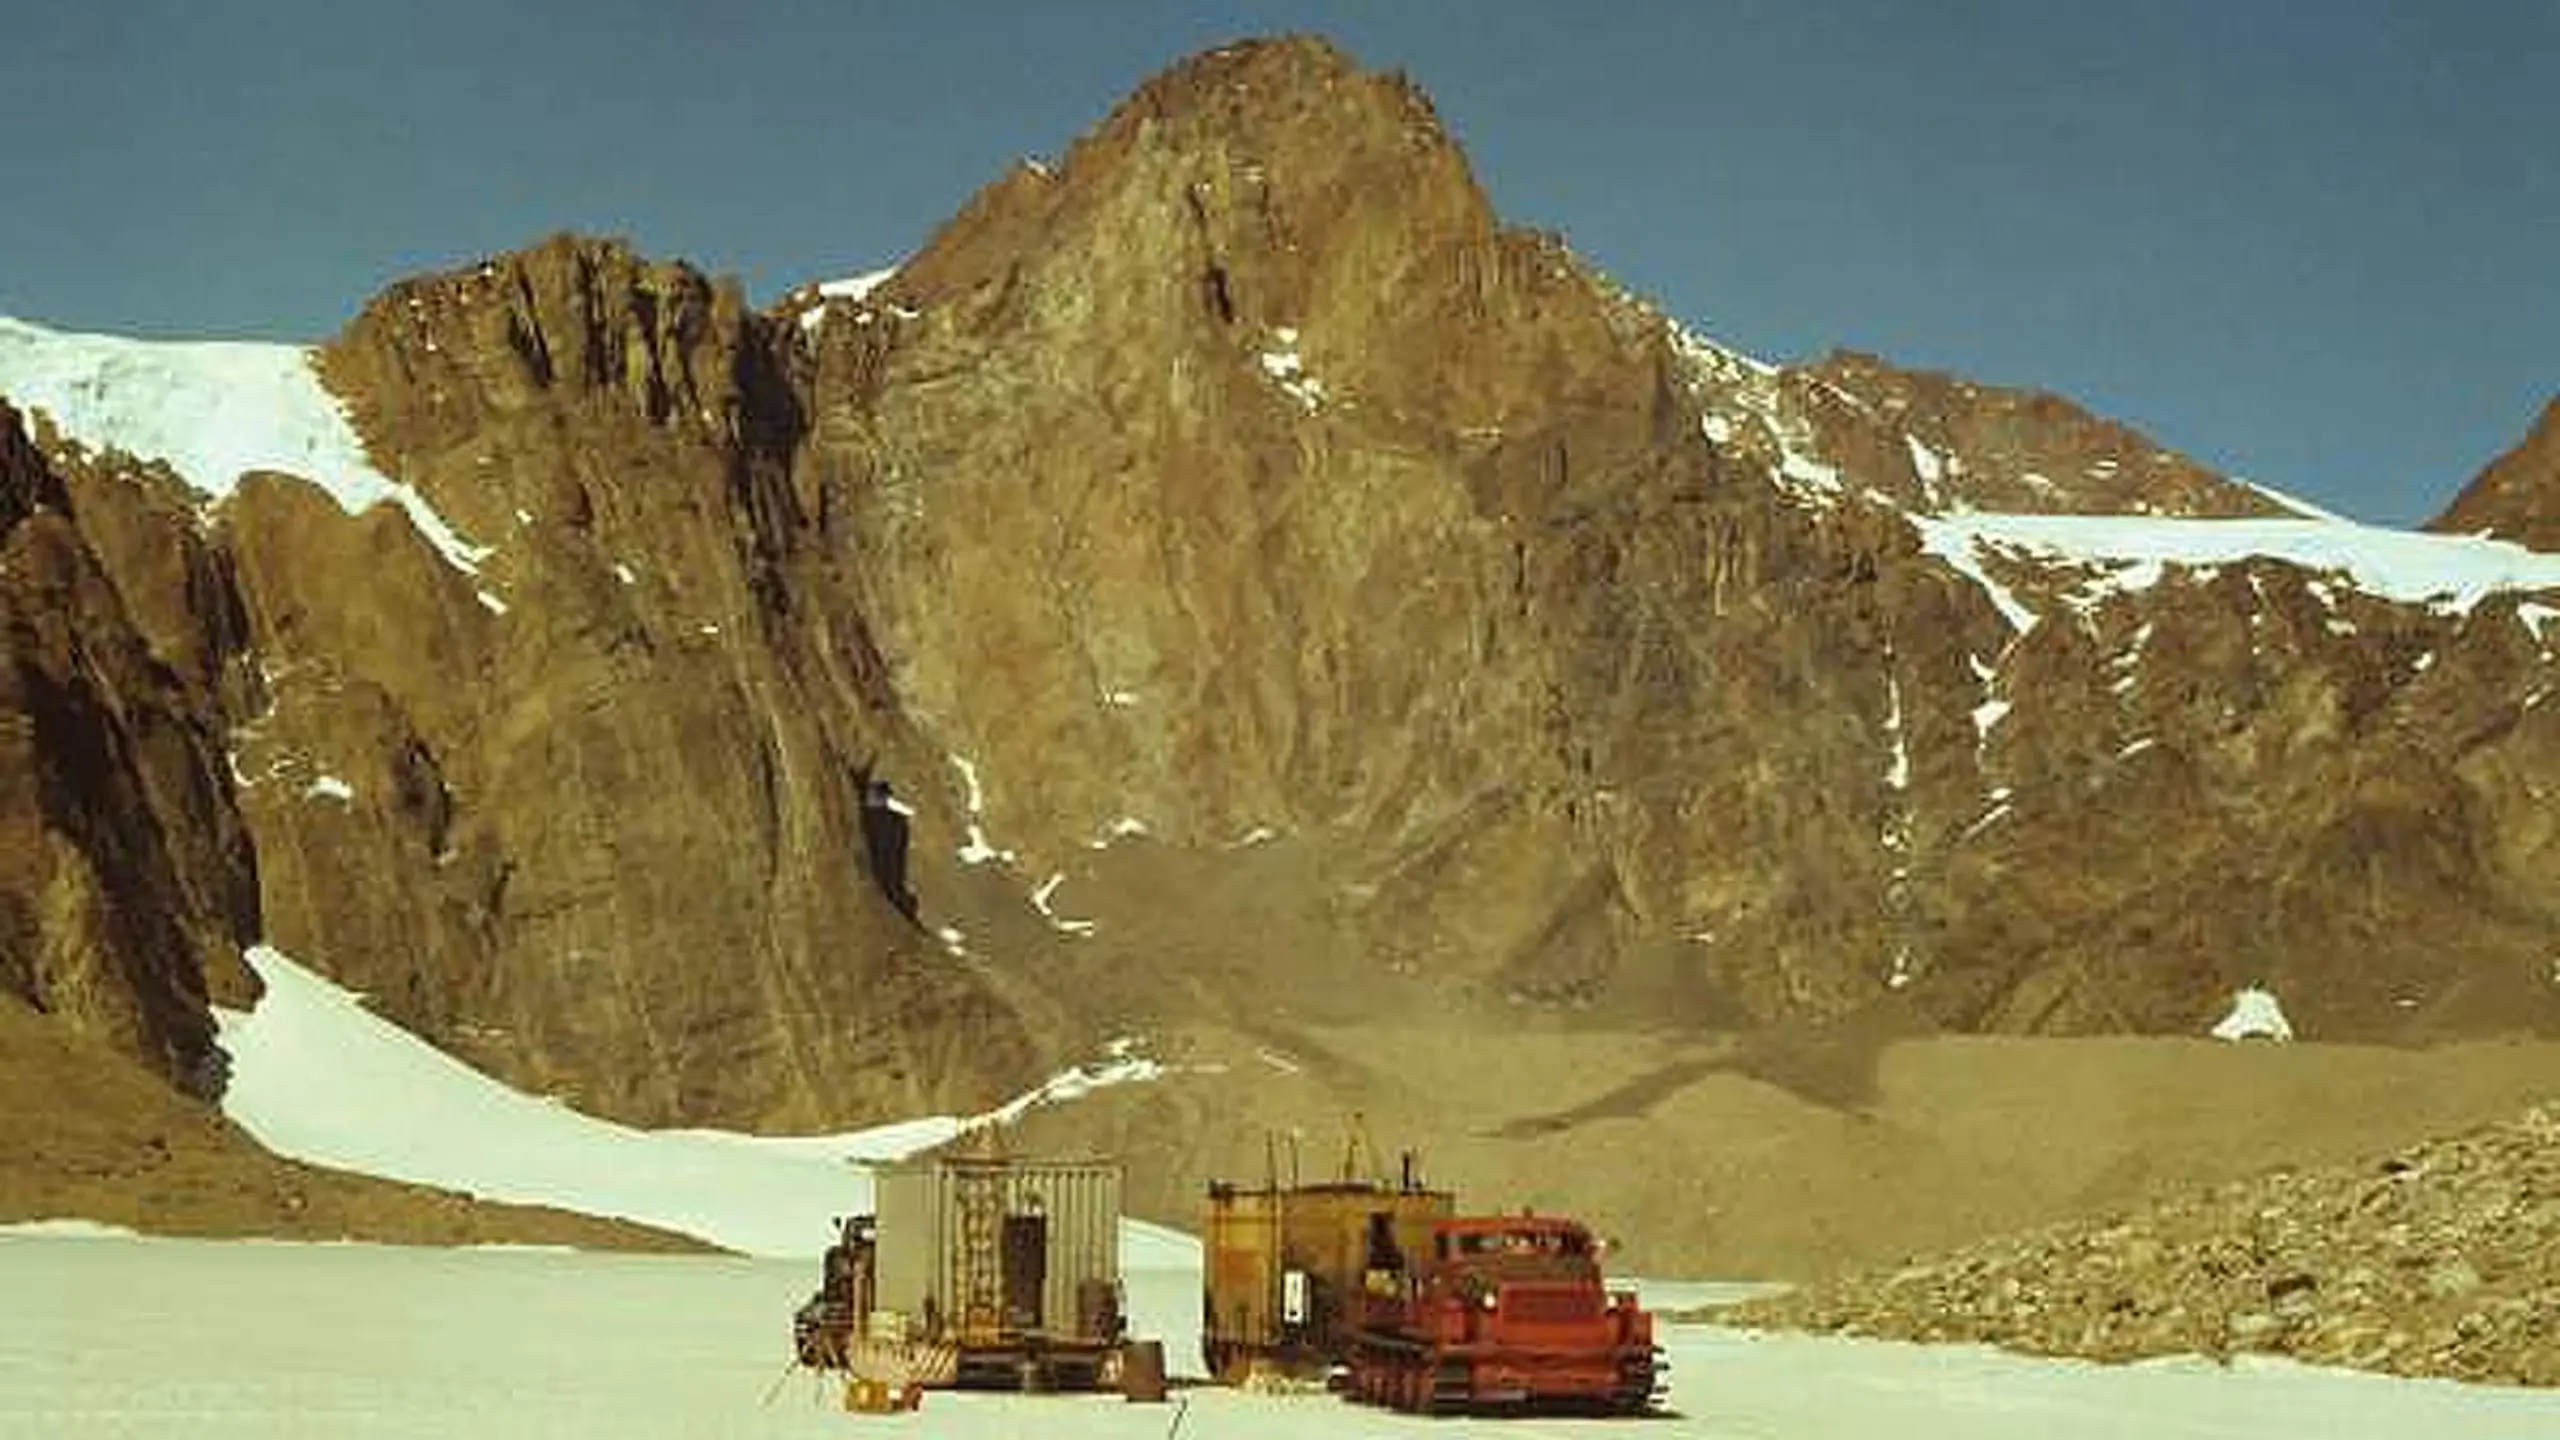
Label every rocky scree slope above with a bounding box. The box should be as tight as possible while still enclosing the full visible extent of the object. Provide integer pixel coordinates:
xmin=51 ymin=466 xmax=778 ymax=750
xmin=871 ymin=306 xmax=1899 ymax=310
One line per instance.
xmin=1730 ymin=1101 xmax=2560 ymax=1386
xmin=3 ymin=35 xmax=2560 ymax=1165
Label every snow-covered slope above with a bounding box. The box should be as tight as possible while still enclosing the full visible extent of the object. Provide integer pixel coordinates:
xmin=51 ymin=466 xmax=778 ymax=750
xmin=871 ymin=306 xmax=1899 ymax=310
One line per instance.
xmin=0 ymin=314 xmax=486 ymax=570
xmin=212 ymin=946 xmax=1171 ymax=1258
xmin=1919 ymin=511 xmax=2560 ymax=630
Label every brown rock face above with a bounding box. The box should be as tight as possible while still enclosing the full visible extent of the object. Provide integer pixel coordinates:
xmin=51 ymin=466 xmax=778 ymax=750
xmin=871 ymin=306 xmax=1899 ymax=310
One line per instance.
xmin=784 ymin=33 xmax=2560 ymax=1048
xmin=802 ymin=34 xmax=1785 ymax=1027
xmin=2429 ymin=397 xmax=2560 ymax=550
xmin=0 ymin=404 xmax=257 ymax=1095
xmin=244 ymin=234 xmax=1047 ymax=1128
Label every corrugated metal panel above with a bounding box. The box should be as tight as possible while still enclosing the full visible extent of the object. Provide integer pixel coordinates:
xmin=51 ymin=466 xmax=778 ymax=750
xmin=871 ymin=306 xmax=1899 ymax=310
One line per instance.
xmin=872 ymin=1154 xmax=1121 ymax=1345
xmin=871 ymin=1163 xmax=936 ymax=1333
xmin=1205 ymin=1190 xmax=1281 ymax=1352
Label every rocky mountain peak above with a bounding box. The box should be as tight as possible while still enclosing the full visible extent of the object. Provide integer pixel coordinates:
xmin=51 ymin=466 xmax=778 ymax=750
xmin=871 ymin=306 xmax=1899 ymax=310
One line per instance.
xmin=776 ymin=37 xmax=1719 ymax=947
xmin=874 ymin=33 xmax=1646 ymax=447
xmin=2428 ymin=396 xmax=2560 ymax=551
xmin=1102 ymin=34 xmax=1439 ymax=152
xmin=898 ymin=34 xmax=1479 ymax=298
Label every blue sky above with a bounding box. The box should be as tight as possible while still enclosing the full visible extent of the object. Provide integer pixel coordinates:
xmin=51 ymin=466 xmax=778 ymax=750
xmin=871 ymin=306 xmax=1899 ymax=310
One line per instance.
xmin=2 ymin=1 xmax=2551 ymax=524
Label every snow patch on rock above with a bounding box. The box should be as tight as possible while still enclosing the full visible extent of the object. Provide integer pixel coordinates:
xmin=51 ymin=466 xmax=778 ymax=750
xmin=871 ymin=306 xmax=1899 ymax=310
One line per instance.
xmin=1258 ymin=328 xmax=1327 ymax=412
xmin=2211 ymin=987 xmax=2295 ymax=1043
xmin=950 ymin=754 xmax=1016 ymax=866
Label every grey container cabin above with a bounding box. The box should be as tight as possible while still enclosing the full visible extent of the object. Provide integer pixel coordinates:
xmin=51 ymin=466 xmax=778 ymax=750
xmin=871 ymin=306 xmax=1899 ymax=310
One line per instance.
xmin=869 ymin=1151 xmax=1126 ymax=1387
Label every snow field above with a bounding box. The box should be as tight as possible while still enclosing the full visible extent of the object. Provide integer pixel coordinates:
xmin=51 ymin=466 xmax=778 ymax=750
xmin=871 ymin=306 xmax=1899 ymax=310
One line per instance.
xmin=213 ymin=946 xmax=1166 ymax=1258
xmin=7 ymin=1235 xmax=2560 ymax=1438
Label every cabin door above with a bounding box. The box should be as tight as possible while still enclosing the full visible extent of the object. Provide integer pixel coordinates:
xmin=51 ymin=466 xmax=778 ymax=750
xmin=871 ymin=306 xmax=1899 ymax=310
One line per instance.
xmin=1001 ymin=1213 xmax=1048 ymax=1331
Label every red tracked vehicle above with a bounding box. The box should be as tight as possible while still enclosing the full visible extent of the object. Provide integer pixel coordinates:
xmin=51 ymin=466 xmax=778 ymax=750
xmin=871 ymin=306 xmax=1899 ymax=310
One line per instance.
xmin=1341 ymin=1212 xmax=1663 ymax=1416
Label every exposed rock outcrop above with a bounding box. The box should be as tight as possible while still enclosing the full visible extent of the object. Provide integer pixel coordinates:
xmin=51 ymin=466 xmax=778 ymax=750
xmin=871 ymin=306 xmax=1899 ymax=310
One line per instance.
xmin=0 ymin=403 xmax=257 ymax=1096
xmin=1805 ymin=349 xmax=2292 ymax=518
xmin=2431 ymin=397 xmax=2560 ymax=551
xmin=242 ymin=235 xmax=1047 ymax=1128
